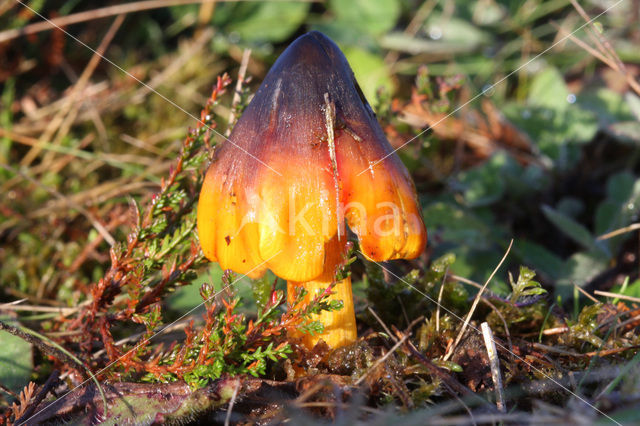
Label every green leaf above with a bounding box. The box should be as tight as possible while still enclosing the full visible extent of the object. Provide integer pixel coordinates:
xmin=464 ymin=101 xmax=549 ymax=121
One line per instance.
xmin=607 ymin=171 xmax=635 ymax=203
xmin=503 ymin=68 xmax=601 ymax=170
xmin=556 ymin=252 xmax=609 ymax=299
xmin=610 ymin=279 xmax=640 ymax=299
xmin=381 ymin=32 xmax=474 ymax=56
xmin=0 ymin=318 xmax=33 ymax=396
xmin=626 ymin=92 xmax=640 ymax=121
xmin=424 ymin=15 xmax=492 ymax=47
xmin=221 ymin=2 xmax=310 ymax=43
xmin=577 ymin=88 xmax=635 ymax=127
xmin=456 ymin=151 xmax=543 ymax=206
xmin=595 ymin=172 xmax=640 ymax=249
xmin=342 ymin=47 xmax=395 ymax=106
xmin=555 ymin=197 xmax=584 ymax=218
xmin=329 ymin=0 xmax=400 ymax=36
xmin=608 ymin=121 xmax=640 ymax=144
xmin=423 ymin=202 xmax=493 ymax=249
xmin=541 ymin=205 xmax=605 ymax=255
xmin=458 ymin=152 xmax=508 ymax=206
xmin=471 ymin=0 xmax=506 ymax=25
xmin=528 ymin=68 xmax=570 ymax=112
xmin=514 ymin=240 xmax=564 ymax=281
xmin=594 ymin=200 xmax=621 ymax=237
xmin=502 ymin=103 xmax=598 ymax=170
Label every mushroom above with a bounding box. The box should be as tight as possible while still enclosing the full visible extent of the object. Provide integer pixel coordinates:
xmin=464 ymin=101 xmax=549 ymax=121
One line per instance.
xmin=197 ymin=31 xmax=426 ymax=349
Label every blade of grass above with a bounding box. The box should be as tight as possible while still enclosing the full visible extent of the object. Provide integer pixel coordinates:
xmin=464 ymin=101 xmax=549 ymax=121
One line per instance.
xmin=21 ymin=14 xmax=125 ymax=167
xmin=596 ymin=351 xmax=640 ymax=399
xmin=0 ymin=320 xmax=108 ymax=422
xmin=0 ymin=163 xmax=116 ymax=246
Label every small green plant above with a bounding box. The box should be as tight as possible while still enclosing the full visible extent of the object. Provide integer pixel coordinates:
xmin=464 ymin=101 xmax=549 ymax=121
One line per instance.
xmin=564 ymin=303 xmax=605 ymax=348
xmin=508 ymin=266 xmax=547 ymax=303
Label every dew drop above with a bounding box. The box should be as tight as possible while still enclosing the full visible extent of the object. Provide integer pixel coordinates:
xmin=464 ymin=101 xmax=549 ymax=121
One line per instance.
xmin=429 ymin=26 xmax=443 ymax=40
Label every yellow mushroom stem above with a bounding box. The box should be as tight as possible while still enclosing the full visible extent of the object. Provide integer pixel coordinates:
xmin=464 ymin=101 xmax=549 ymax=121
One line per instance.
xmin=286 ymin=238 xmax=356 ymax=349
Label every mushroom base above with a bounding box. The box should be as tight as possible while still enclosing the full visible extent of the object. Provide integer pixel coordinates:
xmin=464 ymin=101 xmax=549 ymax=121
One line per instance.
xmin=287 ymin=276 xmax=357 ymax=349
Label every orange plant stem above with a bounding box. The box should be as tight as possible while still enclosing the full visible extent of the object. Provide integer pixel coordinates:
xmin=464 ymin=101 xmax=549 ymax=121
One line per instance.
xmin=286 ymin=238 xmax=357 ymax=349
xmin=287 ymin=275 xmax=356 ymax=349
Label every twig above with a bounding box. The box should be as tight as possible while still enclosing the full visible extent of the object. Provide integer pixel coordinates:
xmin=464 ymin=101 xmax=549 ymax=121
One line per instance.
xmin=196 ymin=0 xmax=216 ymax=31
xmin=443 ymin=382 xmax=477 ymax=426
xmin=405 ymin=315 xmax=426 ymax=334
xmin=384 ymin=0 xmax=437 ymax=66
xmin=449 ymin=274 xmax=484 ymax=290
xmin=552 ymin=22 xmax=614 ymax=67
xmin=436 ymin=267 xmax=448 ymax=332
xmin=574 ymin=283 xmax=600 ymax=304
xmin=530 ymin=341 xmax=640 ymax=359
xmin=324 ymin=92 xmax=344 ymax=240
xmin=2 ymin=0 xmax=318 ymax=43
xmin=295 ymin=401 xmax=383 ymax=415
xmin=584 ymin=345 xmax=640 ymax=358
xmin=481 ymin=298 xmax=512 ymax=351
xmin=597 ymin=223 xmax=640 ymax=240
xmin=293 ymin=381 xmax=328 ymax=404
xmin=0 ymin=164 xmax=115 ymax=246
xmin=91 ymin=318 xmax=192 ymax=359
xmin=354 ymin=334 xmax=409 ymax=386
xmin=444 ymin=240 xmax=513 ymax=361
xmin=226 ymin=48 xmax=252 ymax=136
xmin=558 ymin=1 xmax=640 ymax=96
xmin=543 ymin=326 xmax=571 ymax=336
xmin=0 ymin=382 xmax=18 ymax=399
xmin=481 ymin=322 xmax=505 ymax=413
xmin=21 ymin=14 xmax=125 ymax=167
xmin=398 ymin=295 xmax=411 ymax=328
xmin=569 ymin=0 xmax=624 ymax=70
xmin=224 ymin=380 xmax=240 ymax=426
xmin=0 ymin=319 xmax=109 ymax=422
xmin=0 ymin=320 xmax=85 ymax=376
xmin=593 ymin=290 xmax=640 ymax=303
xmin=132 ymin=27 xmax=214 ymax=103
xmin=574 ymin=283 xmax=620 ymax=320
xmin=609 ymin=314 xmax=640 ymax=334
xmin=0 ymin=303 xmax=78 ymax=316
xmin=396 ymin=328 xmax=479 ymax=400
xmin=367 ymin=306 xmax=397 ymax=343
xmin=15 ymin=370 xmax=60 ymax=425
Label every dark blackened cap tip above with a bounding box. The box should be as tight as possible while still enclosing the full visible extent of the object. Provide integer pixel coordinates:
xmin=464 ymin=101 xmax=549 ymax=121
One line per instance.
xmin=304 ymin=30 xmax=336 ymax=47
xmin=276 ymin=31 xmax=344 ymax=66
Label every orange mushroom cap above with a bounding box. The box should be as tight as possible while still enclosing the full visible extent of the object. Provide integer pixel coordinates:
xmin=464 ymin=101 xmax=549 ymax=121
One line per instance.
xmin=197 ymin=31 xmax=427 ymax=281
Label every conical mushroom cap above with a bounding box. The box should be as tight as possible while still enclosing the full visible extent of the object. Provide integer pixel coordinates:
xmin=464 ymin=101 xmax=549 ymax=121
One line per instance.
xmin=198 ymin=31 xmax=426 ymax=281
